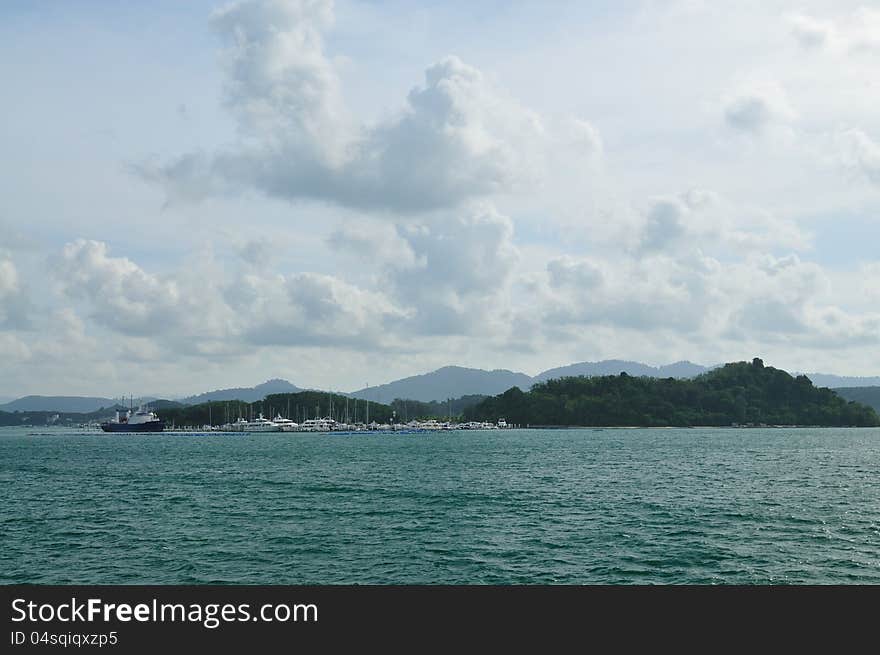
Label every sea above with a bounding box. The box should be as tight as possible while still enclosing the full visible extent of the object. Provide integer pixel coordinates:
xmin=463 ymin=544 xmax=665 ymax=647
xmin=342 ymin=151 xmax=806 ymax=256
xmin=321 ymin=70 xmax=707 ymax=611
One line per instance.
xmin=2 ymin=426 xmax=879 ymax=584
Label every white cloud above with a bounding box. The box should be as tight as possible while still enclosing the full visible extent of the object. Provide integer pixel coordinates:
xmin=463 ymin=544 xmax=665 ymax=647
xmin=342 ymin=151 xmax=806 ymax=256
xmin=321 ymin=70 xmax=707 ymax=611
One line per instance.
xmin=711 ymin=254 xmax=878 ymax=348
xmin=849 ymin=7 xmax=880 ymax=53
xmin=728 ymin=254 xmax=828 ymax=336
xmin=236 ymin=271 xmax=407 ymax=349
xmin=722 ymin=81 xmax=796 ymax=134
xmin=526 ymin=246 xmax=880 ymax=354
xmin=556 ymin=116 xmax=604 ymax=162
xmin=546 ymin=256 xmax=603 ymax=289
xmin=862 ymin=262 xmax=880 ymax=302
xmin=540 ymin=251 xmax=721 ymax=333
xmin=237 ymin=238 xmax=276 ymax=268
xmin=143 ymin=0 xmax=598 ymax=214
xmin=55 ymin=239 xmax=188 ymax=336
xmin=371 ymin=205 xmax=519 ymax=336
xmin=52 ymin=240 xmax=238 ymax=358
xmin=788 ymin=14 xmax=837 ymax=50
xmin=838 ymin=128 xmax=880 ymax=186
xmin=0 ymin=258 xmax=19 ymax=296
xmin=0 ymin=333 xmax=31 ymax=363
xmin=327 ymin=219 xmax=418 ymax=268
xmin=635 ymin=190 xmax=810 ymax=255
xmin=211 ymin=0 xmax=349 ymax=164
xmin=52 ymin=238 xmax=407 ymax=356
xmin=787 ymin=8 xmax=880 ymax=54
xmin=0 ymin=256 xmax=31 ymax=329
xmin=7 ymin=0 xmax=880 ymax=393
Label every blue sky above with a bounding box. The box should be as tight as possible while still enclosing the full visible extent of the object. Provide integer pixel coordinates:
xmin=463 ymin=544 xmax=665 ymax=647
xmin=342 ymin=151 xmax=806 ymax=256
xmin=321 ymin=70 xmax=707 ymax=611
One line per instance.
xmin=1 ymin=0 xmax=879 ymax=396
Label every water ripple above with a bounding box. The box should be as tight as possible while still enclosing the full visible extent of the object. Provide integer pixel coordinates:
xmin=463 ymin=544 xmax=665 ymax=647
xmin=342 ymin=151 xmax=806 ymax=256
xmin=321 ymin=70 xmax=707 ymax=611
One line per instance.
xmin=2 ymin=426 xmax=879 ymax=583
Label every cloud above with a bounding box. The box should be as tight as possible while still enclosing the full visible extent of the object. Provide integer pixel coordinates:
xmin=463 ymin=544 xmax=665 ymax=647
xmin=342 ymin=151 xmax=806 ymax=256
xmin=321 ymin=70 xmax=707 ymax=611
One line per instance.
xmin=729 ymin=255 xmax=827 ymax=336
xmin=329 ymin=205 xmax=522 ymax=338
xmin=370 ymin=205 xmax=520 ymax=336
xmin=741 ymin=254 xmax=830 ymax=307
xmin=211 ymin=0 xmax=348 ymax=163
xmin=0 ymin=258 xmax=19 ymax=296
xmin=838 ymin=128 xmax=880 ymax=186
xmin=232 ymin=271 xmax=406 ymax=349
xmin=787 ymin=9 xmax=880 ymax=54
xmin=787 ymin=14 xmax=836 ymax=50
xmin=639 ymin=197 xmax=691 ymax=253
xmin=540 ymin=252 xmax=721 ymax=332
xmin=528 ymin=246 xmax=880 ymax=351
xmin=0 ymin=333 xmax=31 ymax=363
xmin=237 ymin=238 xmax=276 ymax=268
xmin=54 ymin=239 xmax=189 ymax=337
xmin=732 ymin=301 xmax=880 ymax=349
xmin=722 ymin=81 xmax=796 ymax=134
xmin=635 ymin=190 xmax=810 ymax=255
xmin=862 ymin=262 xmax=880 ymax=302
xmin=849 ymin=7 xmax=880 ymax=53
xmin=712 ymin=254 xmax=879 ymax=347
xmin=562 ymin=118 xmax=604 ymax=161
xmin=0 ymin=257 xmax=31 ymax=329
xmin=52 ymin=240 xmax=238 ymax=356
xmin=392 ymin=206 xmax=518 ymax=299
xmin=546 ymin=256 xmax=603 ymax=289
xmin=327 ymin=219 xmax=418 ymax=268
xmin=52 ymin=238 xmax=406 ymax=355
xmin=141 ymin=0 xmax=597 ymax=214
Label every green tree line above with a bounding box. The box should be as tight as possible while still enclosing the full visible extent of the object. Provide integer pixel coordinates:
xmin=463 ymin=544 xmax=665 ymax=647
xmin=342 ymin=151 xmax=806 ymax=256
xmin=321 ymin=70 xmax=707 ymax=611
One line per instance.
xmin=157 ymin=391 xmax=396 ymax=427
xmin=158 ymin=392 xmax=487 ymax=426
xmin=463 ymin=359 xmax=880 ymax=427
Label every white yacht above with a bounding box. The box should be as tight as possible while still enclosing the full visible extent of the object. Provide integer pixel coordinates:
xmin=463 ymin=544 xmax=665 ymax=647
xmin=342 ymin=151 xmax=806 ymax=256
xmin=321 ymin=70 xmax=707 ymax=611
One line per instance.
xmin=273 ymin=415 xmax=299 ymax=432
xmin=418 ymin=420 xmax=444 ymax=431
xmin=244 ymin=413 xmax=279 ymax=432
xmin=301 ymin=417 xmax=336 ymax=432
xmin=221 ymin=417 xmax=249 ymax=432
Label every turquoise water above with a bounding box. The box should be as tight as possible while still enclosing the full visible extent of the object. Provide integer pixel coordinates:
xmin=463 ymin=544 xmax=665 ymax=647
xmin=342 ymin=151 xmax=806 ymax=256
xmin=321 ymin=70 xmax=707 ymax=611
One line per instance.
xmin=2 ymin=426 xmax=879 ymax=584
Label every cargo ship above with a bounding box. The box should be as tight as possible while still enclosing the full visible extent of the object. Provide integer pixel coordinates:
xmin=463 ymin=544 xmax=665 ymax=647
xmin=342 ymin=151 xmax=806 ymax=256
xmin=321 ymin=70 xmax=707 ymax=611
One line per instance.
xmin=100 ymin=406 xmax=165 ymax=432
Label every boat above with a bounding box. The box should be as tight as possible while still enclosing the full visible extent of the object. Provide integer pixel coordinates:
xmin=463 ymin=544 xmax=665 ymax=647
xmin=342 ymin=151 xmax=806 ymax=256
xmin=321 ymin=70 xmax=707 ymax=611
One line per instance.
xmin=301 ymin=417 xmax=335 ymax=432
xmin=219 ymin=417 xmax=249 ymax=432
xmin=100 ymin=406 xmax=165 ymax=432
xmin=273 ymin=414 xmax=299 ymax=432
xmin=244 ymin=413 xmax=279 ymax=432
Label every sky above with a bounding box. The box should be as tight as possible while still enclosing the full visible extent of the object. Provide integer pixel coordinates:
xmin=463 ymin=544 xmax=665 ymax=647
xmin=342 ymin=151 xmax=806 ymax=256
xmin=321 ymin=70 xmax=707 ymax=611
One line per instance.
xmin=1 ymin=0 xmax=879 ymax=397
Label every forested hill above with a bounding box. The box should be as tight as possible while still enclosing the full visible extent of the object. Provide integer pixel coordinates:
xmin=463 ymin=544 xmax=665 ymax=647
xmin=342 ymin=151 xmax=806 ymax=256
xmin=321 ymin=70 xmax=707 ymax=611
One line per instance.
xmin=833 ymin=387 xmax=880 ymax=413
xmin=464 ymin=359 xmax=880 ymax=427
xmin=158 ymin=391 xmax=397 ymax=427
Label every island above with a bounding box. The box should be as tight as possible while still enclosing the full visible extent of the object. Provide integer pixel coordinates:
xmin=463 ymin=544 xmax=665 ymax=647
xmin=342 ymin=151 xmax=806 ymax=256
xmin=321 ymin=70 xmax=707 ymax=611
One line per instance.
xmin=463 ymin=358 xmax=880 ymax=428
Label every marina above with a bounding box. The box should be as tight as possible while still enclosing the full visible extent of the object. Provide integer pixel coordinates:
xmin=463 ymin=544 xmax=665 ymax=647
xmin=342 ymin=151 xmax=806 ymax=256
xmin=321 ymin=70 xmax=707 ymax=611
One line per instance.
xmin=167 ymin=417 xmax=512 ymax=434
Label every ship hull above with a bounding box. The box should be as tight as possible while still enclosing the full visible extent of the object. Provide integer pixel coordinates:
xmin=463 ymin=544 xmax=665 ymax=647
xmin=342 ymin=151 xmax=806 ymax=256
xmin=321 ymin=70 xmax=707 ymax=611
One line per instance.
xmin=100 ymin=421 xmax=165 ymax=433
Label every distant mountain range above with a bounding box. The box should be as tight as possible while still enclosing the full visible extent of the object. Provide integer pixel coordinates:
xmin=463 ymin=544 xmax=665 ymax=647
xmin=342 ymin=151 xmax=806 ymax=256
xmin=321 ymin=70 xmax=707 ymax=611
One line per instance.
xmin=5 ymin=361 xmax=880 ymax=412
xmin=349 ymin=366 xmax=533 ymax=403
xmin=802 ymin=374 xmax=880 ymax=388
xmin=179 ymin=378 xmax=302 ymax=405
xmin=532 ymin=360 xmax=712 ymax=384
xmin=0 ymin=396 xmax=153 ymax=413
xmin=833 ymin=387 xmax=880 ymax=413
